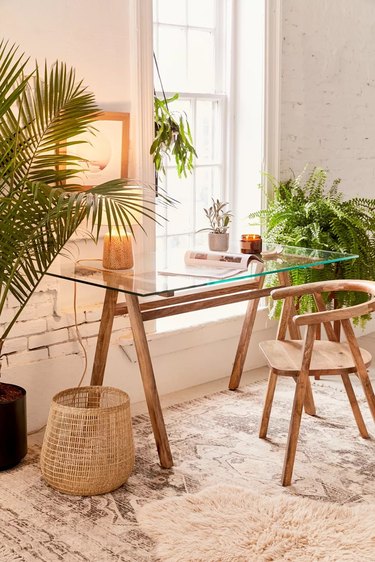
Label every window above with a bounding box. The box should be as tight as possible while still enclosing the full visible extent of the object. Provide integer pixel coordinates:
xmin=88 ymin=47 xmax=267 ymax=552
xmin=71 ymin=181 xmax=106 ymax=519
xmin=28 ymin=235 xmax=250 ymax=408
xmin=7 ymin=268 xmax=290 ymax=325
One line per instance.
xmin=152 ymin=0 xmax=267 ymax=329
xmin=153 ymin=0 xmax=229 ymax=267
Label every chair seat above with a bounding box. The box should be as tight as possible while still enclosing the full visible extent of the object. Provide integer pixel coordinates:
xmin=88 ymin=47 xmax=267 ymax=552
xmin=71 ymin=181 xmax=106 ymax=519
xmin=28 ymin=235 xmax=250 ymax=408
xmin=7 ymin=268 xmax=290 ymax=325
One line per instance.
xmin=259 ymin=339 xmax=372 ymax=376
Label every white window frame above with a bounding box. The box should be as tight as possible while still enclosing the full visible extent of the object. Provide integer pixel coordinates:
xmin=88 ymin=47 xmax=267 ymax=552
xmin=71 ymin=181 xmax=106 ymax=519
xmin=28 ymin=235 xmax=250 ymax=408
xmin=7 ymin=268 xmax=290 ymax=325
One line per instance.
xmin=153 ymin=1 xmax=231 ymax=266
xmin=138 ymin=0 xmax=281 ymax=334
xmin=155 ymin=90 xmax=228 ymax=265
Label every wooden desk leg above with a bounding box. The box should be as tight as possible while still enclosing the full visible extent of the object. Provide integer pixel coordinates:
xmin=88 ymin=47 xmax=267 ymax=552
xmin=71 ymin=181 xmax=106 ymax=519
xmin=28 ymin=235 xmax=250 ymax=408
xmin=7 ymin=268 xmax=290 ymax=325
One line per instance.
xmin=278 ymin=271 xmax=316 ymax=416
xmin=91 ymin=289 xmax=118 ymax=386
xmin=229 ymin=278 xmax=265 ymax=390
xmin=126 ymin=293 xmax=173 ymax=469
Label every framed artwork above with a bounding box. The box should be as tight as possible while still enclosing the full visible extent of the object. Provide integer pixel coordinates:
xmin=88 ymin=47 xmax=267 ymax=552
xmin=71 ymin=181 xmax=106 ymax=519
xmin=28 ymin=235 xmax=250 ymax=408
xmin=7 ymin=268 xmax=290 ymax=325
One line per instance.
xmin=70 ymin=111 xmax=130 ymax=189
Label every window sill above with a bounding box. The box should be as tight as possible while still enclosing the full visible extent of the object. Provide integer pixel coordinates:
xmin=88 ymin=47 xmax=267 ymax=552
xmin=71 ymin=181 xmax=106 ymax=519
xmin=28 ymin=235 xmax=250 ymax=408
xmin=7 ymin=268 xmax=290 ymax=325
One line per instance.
xmin=119 ymin=304 xmax=275 ymax=363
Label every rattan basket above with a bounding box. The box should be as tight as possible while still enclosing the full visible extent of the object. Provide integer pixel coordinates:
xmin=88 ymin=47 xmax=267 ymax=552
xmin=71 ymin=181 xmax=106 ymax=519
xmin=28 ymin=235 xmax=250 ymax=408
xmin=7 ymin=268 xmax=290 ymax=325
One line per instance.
xmin=40 ymin=386 xmax=134 ymax=496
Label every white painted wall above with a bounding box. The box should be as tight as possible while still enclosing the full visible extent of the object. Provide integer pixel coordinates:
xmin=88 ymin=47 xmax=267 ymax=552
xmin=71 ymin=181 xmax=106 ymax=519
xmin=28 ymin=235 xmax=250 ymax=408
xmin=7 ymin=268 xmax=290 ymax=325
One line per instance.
xmin=280 ymin=0 xmax=375 ymax=199
xmin=1 ymin=0 xmax=131 ymax=111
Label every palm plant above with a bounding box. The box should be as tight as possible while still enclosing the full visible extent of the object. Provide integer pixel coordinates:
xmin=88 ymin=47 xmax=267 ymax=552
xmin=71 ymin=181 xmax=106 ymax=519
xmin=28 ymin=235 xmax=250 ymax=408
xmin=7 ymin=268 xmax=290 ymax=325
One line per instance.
xmin=0 ymin=41 xmax=167 ymax=359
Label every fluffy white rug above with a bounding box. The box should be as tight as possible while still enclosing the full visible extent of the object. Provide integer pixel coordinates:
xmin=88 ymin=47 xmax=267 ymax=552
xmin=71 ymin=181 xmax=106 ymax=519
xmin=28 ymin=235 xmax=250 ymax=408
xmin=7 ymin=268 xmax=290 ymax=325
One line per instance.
xmin=137 ymin=484 xmax=375 ymax=562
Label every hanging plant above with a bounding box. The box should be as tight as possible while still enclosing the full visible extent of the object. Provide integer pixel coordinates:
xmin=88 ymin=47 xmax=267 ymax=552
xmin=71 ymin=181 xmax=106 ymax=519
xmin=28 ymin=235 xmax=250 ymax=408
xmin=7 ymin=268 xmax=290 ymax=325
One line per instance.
xmin=150 ymin=55 xmax=197 ymax=178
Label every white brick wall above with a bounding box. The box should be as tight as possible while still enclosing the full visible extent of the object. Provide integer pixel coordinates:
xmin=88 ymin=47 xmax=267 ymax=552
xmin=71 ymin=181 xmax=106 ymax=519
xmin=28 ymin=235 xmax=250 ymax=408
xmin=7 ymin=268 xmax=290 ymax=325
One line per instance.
xmin=280 ymin=0 xmax=375 ymax=199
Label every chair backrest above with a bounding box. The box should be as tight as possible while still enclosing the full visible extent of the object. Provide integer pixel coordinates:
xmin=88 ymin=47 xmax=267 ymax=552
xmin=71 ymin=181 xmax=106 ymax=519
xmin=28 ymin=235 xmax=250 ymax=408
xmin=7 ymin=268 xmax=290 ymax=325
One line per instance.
xmin=269 ymin=279 xmax=375 ymax=351
xmin=271 ymin=280 xmax=375 ymax=330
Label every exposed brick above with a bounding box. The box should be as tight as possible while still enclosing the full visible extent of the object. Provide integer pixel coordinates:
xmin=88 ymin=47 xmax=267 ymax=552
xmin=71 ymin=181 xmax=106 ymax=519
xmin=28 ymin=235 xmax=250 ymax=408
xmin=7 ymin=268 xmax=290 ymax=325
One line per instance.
xmin=29 ymin=328 xmax=69 ymax=350
xmin=47 ymin=312 xmax=85 ymax=331
xmin=36 ymin=277 xmax=58 ymax=292
xmin=6 ymin=293 xmax=22 ymax=308
xmin=48 ymin=341 xmax=81 ymax=358
xmin=69 ymin=321 xmax=100 ymax=339
xmin=7 ymin=319 xmax=47 ymax=339
xmin=18 ymin=302 xmax=55 ymax=322
xmin=29 ymin=291 xmax=56 ymax=306
xmin=85 ymin=309 xmax=103 ymax=322
xmin=7 ymin=348 xmax=49 ymax=367
xmin=2 ymin=337 xmax=28 ymax=355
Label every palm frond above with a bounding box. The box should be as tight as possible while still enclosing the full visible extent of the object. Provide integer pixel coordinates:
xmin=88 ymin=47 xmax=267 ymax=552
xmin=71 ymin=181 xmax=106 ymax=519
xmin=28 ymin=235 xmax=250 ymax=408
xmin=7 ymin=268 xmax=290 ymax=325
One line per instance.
xmin=0 ymin=42 xmax=170 ymax=342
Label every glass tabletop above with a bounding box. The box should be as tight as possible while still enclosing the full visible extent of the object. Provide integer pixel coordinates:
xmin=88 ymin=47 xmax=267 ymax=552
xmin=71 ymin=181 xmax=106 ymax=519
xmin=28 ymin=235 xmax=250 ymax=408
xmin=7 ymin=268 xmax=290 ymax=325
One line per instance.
xmin=46 ymin=245 xmax=358 ymax=297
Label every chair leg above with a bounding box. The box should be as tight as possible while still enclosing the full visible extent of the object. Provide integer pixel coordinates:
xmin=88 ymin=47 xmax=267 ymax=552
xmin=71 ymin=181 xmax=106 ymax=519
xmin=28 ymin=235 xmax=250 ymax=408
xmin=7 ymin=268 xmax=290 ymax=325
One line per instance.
xmin=356 ymin=369 xmax=375 ymax=422
xmin=282 ymin=324 xmax=315 ymax=486
xmin=304 ymin=378 xmax=316 ymax=416
xmin=259 ymin=369 xmax=278 ymax=439
xmin=342 ymin=319 xmax=375 ymax=422
xmin=341 ymin=374 xmax=369 ymax=438
xmin=282 ymin=372 xmax=308 ymax=486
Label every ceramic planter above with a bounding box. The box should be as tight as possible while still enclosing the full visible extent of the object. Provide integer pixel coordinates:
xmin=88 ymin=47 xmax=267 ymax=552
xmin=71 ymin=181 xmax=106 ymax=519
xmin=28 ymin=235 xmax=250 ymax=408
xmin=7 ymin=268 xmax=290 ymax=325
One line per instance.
xmin=208 ymin=232 xmax=229 ymax=252
xmin=0 ymin=383 xmax=27 ymax=470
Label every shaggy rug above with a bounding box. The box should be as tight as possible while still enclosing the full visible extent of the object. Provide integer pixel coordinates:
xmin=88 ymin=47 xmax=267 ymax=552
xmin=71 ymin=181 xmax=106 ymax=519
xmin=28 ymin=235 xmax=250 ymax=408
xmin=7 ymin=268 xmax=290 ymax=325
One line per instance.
xmin=137 ymin=484 xmax=375 ymax=562
xmin=0 ymin=375 xmax=374 ymax=561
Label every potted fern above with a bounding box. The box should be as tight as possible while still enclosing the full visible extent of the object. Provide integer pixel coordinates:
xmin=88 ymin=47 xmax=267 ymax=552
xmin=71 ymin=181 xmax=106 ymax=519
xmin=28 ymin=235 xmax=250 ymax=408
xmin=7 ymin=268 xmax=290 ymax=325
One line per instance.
xmin=0 ymin=41 xmax=167 ymax=468
xmin=250 ymin=167 xmax=375 ymax=323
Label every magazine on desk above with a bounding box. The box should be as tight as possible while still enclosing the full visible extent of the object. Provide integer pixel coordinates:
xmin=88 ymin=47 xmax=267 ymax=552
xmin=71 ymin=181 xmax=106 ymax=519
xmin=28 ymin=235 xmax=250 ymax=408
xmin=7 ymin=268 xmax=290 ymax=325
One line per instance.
xmin=159 ymin=250 xmax=263 ymax=279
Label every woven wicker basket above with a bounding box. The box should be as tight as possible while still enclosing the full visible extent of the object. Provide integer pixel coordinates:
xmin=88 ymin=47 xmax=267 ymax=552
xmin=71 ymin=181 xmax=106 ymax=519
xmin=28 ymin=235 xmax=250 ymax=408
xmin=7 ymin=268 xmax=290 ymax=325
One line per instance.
xmin=40 ymin=386 xmax=134 ymax=496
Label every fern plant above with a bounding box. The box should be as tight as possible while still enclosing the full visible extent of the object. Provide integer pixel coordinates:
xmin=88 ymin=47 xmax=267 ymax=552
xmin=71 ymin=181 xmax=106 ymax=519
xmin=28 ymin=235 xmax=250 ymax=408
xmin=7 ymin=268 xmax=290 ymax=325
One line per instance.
xmin=250 ymin=167 xmax=375 ymax=323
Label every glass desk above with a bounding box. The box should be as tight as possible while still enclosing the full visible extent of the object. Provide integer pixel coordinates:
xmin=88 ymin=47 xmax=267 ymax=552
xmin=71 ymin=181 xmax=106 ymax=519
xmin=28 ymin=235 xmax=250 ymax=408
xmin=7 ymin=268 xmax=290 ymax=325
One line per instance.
xmin=47 ymin=246 xmax=357 ymax=468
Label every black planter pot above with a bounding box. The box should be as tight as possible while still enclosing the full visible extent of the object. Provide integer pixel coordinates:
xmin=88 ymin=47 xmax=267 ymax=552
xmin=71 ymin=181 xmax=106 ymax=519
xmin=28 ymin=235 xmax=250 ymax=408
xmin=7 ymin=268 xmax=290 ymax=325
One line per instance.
xmin=0 ymin=383 xmax=27 ymax=470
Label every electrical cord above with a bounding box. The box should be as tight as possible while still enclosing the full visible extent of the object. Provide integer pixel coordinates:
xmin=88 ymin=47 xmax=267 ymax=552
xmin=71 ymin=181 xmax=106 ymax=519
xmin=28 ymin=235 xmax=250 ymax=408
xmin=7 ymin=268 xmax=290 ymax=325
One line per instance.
xmin=27 ymin=280 xmax=87 ymax=436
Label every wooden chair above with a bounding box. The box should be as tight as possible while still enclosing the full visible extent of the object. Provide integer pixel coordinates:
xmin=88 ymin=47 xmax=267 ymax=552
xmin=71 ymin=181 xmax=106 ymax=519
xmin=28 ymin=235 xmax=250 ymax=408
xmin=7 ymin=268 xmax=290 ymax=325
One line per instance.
xmin=258 ymin=280 xmax=375 ymax=487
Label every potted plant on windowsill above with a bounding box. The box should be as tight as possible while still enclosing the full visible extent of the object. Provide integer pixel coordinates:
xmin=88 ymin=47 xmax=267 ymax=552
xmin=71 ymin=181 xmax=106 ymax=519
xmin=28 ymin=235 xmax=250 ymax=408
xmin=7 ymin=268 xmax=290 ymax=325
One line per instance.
xmin=249 ymin=167 xmax=375 ymax=325
xmin=0 ymin=41 xmax=169 ymax=469
xmin=200 ymin=198 xmax=232 ymax=252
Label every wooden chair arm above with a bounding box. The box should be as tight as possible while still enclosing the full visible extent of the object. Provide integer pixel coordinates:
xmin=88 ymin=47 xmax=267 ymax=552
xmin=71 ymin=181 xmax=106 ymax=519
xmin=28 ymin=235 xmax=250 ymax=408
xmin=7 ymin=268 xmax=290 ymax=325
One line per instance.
xmin=270 ymin=279 xmax=375 ymax=327
xmin=292 ymin=302 xmax=373 ymax=326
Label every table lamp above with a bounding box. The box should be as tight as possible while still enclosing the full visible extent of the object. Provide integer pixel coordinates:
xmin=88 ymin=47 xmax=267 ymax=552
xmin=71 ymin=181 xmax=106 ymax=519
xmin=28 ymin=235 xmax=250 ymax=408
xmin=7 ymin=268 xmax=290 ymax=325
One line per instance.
xmin=102 ymin=187 xmax=144 ymax=270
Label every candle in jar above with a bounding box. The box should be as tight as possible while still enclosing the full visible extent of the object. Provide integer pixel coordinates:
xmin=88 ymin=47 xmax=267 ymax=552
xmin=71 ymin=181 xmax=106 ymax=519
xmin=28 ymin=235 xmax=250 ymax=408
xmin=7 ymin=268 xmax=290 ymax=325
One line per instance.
xmin=240 ymin=234 xmax=262 ymax=254
xmin=102 ymin=229 xmax=134 ymax=270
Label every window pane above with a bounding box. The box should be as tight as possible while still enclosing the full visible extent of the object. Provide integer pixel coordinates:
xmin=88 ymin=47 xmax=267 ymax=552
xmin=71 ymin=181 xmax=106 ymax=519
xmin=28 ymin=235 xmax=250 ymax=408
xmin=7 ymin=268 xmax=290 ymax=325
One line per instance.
xmin=188 ymin=30 xmax=215 ymax=92
xmin=164 ymin=170 xmax=194 ymax=235
xmin=195 ymin=100 xmax=222 ymax=162
xmin=157 ymin=0 xmax=186 ymax=25
xmin=195 ymin=166 xmax=222 ymax=230
xmin=167 ymin=234 xmax=192 ymax=263
xmin=188 ymin=0 xmax=215 ymax=28
xmin=168 ymin=98 xmax=192 ymax=121
xmin=158 ymin=26 xmax=187 ymax=92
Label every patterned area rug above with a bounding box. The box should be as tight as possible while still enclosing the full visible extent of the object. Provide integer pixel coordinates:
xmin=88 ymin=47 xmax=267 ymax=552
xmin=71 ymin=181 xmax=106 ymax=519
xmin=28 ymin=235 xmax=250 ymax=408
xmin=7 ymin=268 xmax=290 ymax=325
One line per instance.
xmin=0 ymin=375 xmax=374 ymax=561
